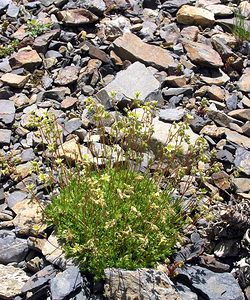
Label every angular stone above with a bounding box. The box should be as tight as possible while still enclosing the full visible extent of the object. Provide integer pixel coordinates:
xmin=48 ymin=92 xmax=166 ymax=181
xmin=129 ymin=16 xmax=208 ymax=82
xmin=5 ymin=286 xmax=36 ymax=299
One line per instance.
xmin=176 ymin=266 xmax=244 ymax=300
xmin=207 ymin=85 xmax=225 ymax=101
xmin=57 ymin=139 xmax=93 ymax=163
xmin=240 ymin=1 xmax=250 ymax=19
xmin=0 ymin=129 xmax=11 ymax=145
xmin=159 ymin=108 xmax=185 ymax=122
xmin=113 ymin=32 xmax=175 ymax=70
xmin=22 ymin=265 xmax=56 ymax=293
xmin=212 ymin=171 xmax=230 ymax=190
xmin=0 ymin=230 xmax=28 ymax=264
xmin=238 ymin=68 xmax=250 ymax=93
xmin=96 ymin=62 xmax=162 ymax=109
xmin=159 ymin=23 xmax=181 ymax=45
xmin=201 ymin=69 xmax=229 ymax=86
xmin=12 ymin=199 xmax=45 ymax=235
xmin=61 ymin=96 xmax=78 ymax=109
xmin=104 ymin=268 xmax=180 ymax=300
xmin=207 ymin=110 xmax=243 ymax=127
xmin=205 ymin=4 xmax=233 ymax=17
xmin=55 ymin=65 xmax=79 ymax=85
xmin=177 ymin=5 xmax=215 ymax=27
xmin=151 ymin=117 xmax=199 ymax=154
xmin=6 ymin=190 xmax=27 ymax=208
xmin=1 ymin=73 xmax=29 ymax=88
xmin=183 ymin=41 xmax=223 ymax=68
xmin=234 ymin=147 xmax=250 ymax=175
xmin=9 ymin=49 xmax=42 ymax=71
xmin=228 ymin=109 xmax=250 ymax=121
xmin=164 ymin=75 xmax=186 ymax=87
xmin=233 ymin=178 xmax=250 ymax=193
xmin=225 ymin=129 xmax=250 ymax=149
xmin=0 ymin=264 xmax=29 ymax=299
xmin=57 ymin=8 xmax=98 ymax=25
xmin=33 ymin=29 xmax=61 ymax=53
xmin=42 ymin=233 xmax=67 ymax=268
xmin=0 ymin=100 xmax=15 ymax=124
xmin=50 ymin=267 xmax=83 ymax=300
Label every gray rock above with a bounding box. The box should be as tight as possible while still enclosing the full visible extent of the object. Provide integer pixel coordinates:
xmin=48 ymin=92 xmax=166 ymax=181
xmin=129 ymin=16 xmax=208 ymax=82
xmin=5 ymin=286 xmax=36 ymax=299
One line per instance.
xmin=159 ymin=108 xmax=185 ymax=122
xmin=6 ymin=190 xmax=27 ymax=208
xmin=22 ymin=265 xmax=56 ymax=293
xmin=162 ymin=86 xmax=193 ymax=96
xmin=55 ymin=65 xmax=80 ymax=86
xmin=176 ymin=283 xmax=198 ymax=300
xmin=38 ymin=87 xmax=70 ymax=102
xmin=50 ymin=266 xmax=83 ymax=300
xmin=0 ymin=230 xmax=28 ymax=264
xmin=0 ymin=129 xmax=11 ymax=145
xmin=176 ymin=265 xmax=244 ymax=300
xmin=233 ymin=178 xmax=250 ymax=193
xmin=6 ymin=2 xmax=19 ymax=18
xmin=0 ymin=100 xmax=15 ymax=124
xmin=0 ymin=0 xmax=10 ymax=12
xmin=20 ymin=148 xmax=36 ymax=162
xmin=104 ymin=268 xmax=180 ymax=300
xmin=161 ymin=0 xmax=191 ymax=14
xmin=63 ymin=118 xmax=82 ymax=135
xmin=96 ymin=62 xmax=162 ymax=109
xmin=207 ymin=109 xmax=243 ymax=127
xmin=0 ymin=264 xmax=29 ymax=299
xmin=234 ymin=147 xmax=250 ymax=175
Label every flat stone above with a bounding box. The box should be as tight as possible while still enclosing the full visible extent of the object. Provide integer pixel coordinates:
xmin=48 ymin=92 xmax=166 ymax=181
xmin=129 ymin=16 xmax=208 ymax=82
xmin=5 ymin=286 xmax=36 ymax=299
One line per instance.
xmin=61 ymin=96 xmax=78 ymax=109
xmin=238 ymin=68 xmax=250 ymax=93
xmin=207 ymin=85 xmax=225 ymax=101
xmin=234 ymin=147 xmax=250 ymax=175
xmin=159 ymin=23 xmax=181 ymax=45
xmin=0 ymin=100 xmax=15 ymax=124
xmin=104 ymin=268 xmax=180 ymax=300
xmin=214 ymin=239 xmax=240 ymax=258
xmin=207 ymin=109 xmax=243 ymax=127
xmin=242 ymin=122 xmax=250 ymax=137
xmin=50 ymin=267 xmax=83 ymax=300
xmin=22 ymin=265 xmax=56 ymax=293
xmin=0 ymin=230 xmax=28 ymax=264
xmin=57 ymin=8 xmax=98 ymax=25
xmin=201 ymin=69 xmax=230 ymax=86
xmin=33 ymin=29 xmax=61 ymax=53
xmin=176 ymin=265 xmax=244 ymax=300
xmin=0 ymin=0 xmax=10 ymax=11
xmin=55 ymin=65 xmax=79 ymax=85
xmin=63 ymin=118 xmax=82 ymax=135
xmin=57 ymin=139 xmax=93 ymax=163
xmin=9 ymin=49 xmax=42 ymax=71
xmin=0 ymin=129 xmax=11 ymax=145
xmin=6 ymin=2 xmax=19 ymax=18
xmin=164 ymin=75 xmax=186 ymax=87
xmin=0 ymin=264 xmax=29 ymax=299
xmin=96 ymin=62 xmax=162 ymax=109
xmin=233 ymin=178 xmax=250 ymax=193
xmin=6 ymin=190 xmax=27 ymax=208
xmin=240 ymin=1 xmax=250 ymax=19
xmin=183 ymin=41 xmax=223 ymax=68
xmin=42 ymin=233 xmax=67 ymax=268
xmin=113 ymin=32 xmax=175 ymax=70
xmin=212 ymin=171 xmax=230 ymax=190
xmin=225 ymin=129 xmax=250 ymax=149
xmin=228 ymin=109 xmax=250 ymax=121
xmin=1 ymin=73 xmax=29 ymax=88
xmin=159 ymin=108 xmax=185 ymax=122
xmin=12 ymin=199 xmax=45 ymax=235
xmin=205 ymin=4 xmax=233 ymax=17
xmin=151 ymin=117 xmax=199 ymax=154
xmin=177 ymin=5 xmax=215 ymax=27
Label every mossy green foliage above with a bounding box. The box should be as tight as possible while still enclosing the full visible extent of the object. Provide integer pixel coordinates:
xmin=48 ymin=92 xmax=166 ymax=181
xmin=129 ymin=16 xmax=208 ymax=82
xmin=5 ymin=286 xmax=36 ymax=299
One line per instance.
xmin=25 ymin=19 xmax=52 ymax=38
xmin=46 ymin=167 xmax=184 ymax=280
xmin=233 ymin=11 xmax=250 ymax=41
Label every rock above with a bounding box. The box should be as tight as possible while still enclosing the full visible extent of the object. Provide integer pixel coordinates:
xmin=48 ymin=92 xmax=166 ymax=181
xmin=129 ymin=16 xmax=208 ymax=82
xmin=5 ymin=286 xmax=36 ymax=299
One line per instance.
xmin=0 ymin=100 xmax=15 ymax=124
xmin=0 ymin=230 xmax=29 ymax=264
xmin=113 ymin=32 xmax=175 ymax=70
xmin=55 ymin=65 xmax=79 ymax=85
xmin=96 ymin=62 xmax=162 ymax=109
xmin=0 ymin=129 xmax=11 ymax=145
xmin=0 ymin=264 xmax=29 ymax=299
xmin=176 ymin=283 xmax=198 ymax=300
xmin=63 ymin=118 xmax=82 ymax=135
xmin=1 ymin=73 xmax=29 ymax=88
xmin=57 ymin=9 xmax=98 ymax=25
xmin=151 ymin=117 xmax=199 ymax=154
xmin=161 ymin=0 xmax=190 ymax=13
xmin=6 ymin=2 xmax=19 ymax=18
xmin=12 ymin=199 xmax=45 ymax=235
xmin=225 ymin=129 xmax=250 ymax=149
xmin=6 ymin=190 xmax=27 ymax=208
xmin=242 ymin=122 xmax=250 ymax=137
xmin=233 ymin=178 xmax=250 ymax=193
xmin=162 ymin=86 xmax=193 ymax=97
xmin=39 ymin=87 xmax=70 ymax=102
xmin=42 ymin=233 xmax=67 ymax=268
xmin=61 ymin=96 xmax=78 ymax=109
xmin=33 ymin=29 xmax=61 ymax=53
xmin=104 ymin=268 xmax=180 ymax=300
xmin=22 ymin=265 xmax=56 ymax=293
xmin=207 ymin=85 xmax=225 ymax=101
xmin=159 ymin=23 xmax=181 ymax=45
xmin=50 ymin=266 xmax=84 ymax=300
xmin=238 ymin=68 xmax=250 ymax=93
xmin=239 ymin=1 xmax=250 ymax=19
xmin=214 ymin=239 xmax=240 ymax=258
xmin=234 ymin=147 xmax=250 ymax=175
xmin=207 ymin=109 xmax=242 ymax=127
xmin=177 ymin=5 xmax=215 ymax=27
xmin=228 ymin=109 xmax=250 ymax=121
xmin=164 ymin=75 xmax=186 ymax=87
xmin=183 ymin=41 xmax=223 ymax=68
xmin=212 ymin=171 xmax=231 ymax=190
xmin=9 ymin=49 xmax=42 ymax=71
xmin=159 ymin=108 xmax=185 ymax=122
xmin=176 ymin=265 xmax=244 ymax=300
xmin=201 ymin=69 xmax=230 ymax=86
xmin=57 ymin=139 xmax=93 ymax=163
xmin=205 ymin=4 xmax=233 ymax=17
xmin=0 ymin=0 xmax=10 ymax=12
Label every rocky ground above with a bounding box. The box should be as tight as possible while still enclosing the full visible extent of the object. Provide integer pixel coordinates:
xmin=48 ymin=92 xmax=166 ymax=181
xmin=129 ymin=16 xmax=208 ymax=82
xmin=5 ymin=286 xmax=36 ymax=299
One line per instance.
xmin=0 ymin=0 xmax=250 ymax=299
